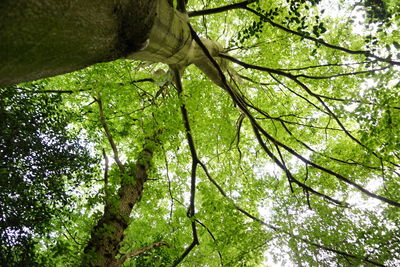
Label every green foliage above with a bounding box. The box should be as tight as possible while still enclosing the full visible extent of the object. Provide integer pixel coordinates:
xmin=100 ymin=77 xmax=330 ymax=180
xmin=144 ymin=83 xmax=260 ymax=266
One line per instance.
xmin=0 ymin=84 xmax=97 ymax=266
xmin=2 ymin=0 xmax=400 ymax=266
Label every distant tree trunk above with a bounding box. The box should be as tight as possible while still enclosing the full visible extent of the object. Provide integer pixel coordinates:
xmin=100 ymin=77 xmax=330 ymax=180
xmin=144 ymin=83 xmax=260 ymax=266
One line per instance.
xmin=0 ymin=0 xmax=157 ymax=86
xmin=82 ymin=138 xmax=156 ymax=267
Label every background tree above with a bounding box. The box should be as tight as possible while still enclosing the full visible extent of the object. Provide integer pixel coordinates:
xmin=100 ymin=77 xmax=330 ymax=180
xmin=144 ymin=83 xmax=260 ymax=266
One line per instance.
xmin=1 ymin=0 xmax=400 ymax=266
xmin=0 ymin=83 xmax=97 ymax=266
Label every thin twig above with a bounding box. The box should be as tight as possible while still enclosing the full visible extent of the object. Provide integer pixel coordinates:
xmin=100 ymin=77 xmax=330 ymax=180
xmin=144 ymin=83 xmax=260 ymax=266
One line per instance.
xmin=195 ymin=219 xmax=223 ymax=265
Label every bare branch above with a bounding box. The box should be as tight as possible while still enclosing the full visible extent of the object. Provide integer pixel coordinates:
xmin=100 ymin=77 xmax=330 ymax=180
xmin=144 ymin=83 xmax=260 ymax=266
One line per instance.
xmin=94 ymin=96 xmax=125 ymax=173
xmin=117 ymin=241 xmax=169 ymax=266
xmin=170 ymin=67 xmax=199 ymax=266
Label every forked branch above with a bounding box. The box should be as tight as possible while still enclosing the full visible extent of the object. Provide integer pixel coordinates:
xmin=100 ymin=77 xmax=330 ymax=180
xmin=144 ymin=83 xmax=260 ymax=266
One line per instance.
xmin=94 ymin=95 xmax=125 ymax=173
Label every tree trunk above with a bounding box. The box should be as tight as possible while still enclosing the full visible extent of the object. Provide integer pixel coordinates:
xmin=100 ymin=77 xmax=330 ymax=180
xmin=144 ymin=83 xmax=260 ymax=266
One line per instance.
xmin=1 ymin=0 xmax=227 ymax=88
xmin=128 ymin=0 xmax=223 ymax=71
xmin=82 ymin=139 xmax=156 ymax=267
xmin=0 ymin=0 xmax=157 ymax=86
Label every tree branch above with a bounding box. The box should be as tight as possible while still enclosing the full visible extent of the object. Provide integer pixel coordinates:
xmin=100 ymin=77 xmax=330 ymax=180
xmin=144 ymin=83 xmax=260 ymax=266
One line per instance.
xmin=220 ymin=54 xmax=399 ymax=168
xmin=102 ymin=148 xmax=110 ymax=200
xmin=188 ymin=0 xmax=256 ymax=17
xmin=200 ymin=162 xmax=385 ymax=266
xmin=252 ymin=125 xmax=348 ymax=207
xmin=294 ymin=65 xmax=389 ymax=80
xmin=279 ymin=120 xmax=382 ymax=171
xmin=170 ymin=67 xmax=200 ymax=266
xmin=275 ymin=61 xmax=374 ymax=71
xmin=244 ymin=7 xmax=400 ymax=66
xmin=177 ymin=0 xmax=188 ymax=13
xmin=117 ymin=241 xmax=169 ymax=266
xmin=190 ymin=28 xmax=400 ymax=207
xmin=195 ymin=219 xmax=223 ymax=264
xmin=94 ymin=95 xmax=125 ymax=173
xmin=15 ymin=87 xmax=90 ymax=94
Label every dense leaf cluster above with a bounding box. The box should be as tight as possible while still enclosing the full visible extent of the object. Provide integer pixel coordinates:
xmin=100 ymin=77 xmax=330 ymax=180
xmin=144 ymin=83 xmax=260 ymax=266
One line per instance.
xmin=0 ymin=84 xmax=96 ymax=266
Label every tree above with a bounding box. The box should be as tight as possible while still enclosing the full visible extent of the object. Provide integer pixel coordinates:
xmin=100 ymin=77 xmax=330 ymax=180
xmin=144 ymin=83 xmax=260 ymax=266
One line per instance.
xmin=1 ymin=0 xmax=400 ymax=266
xmin=0 ymin=83 xmax=96 ymax=266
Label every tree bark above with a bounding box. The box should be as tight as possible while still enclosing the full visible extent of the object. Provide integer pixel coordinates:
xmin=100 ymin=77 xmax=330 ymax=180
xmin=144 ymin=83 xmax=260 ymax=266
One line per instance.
xmin=0 ymin=0 xmax=227 ymax=87
xmin=0 ymin=0 xmax=157 ymax=86
xmin=82 ymin=138 xmax=157 ymax=267
xmin=128 ymin=0 xmax=223 ymax=71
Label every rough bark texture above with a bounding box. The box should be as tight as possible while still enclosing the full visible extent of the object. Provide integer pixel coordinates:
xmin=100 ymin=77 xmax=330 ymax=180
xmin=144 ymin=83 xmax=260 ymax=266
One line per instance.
xmin=82 ymin=142 xmax=156 ymax=267
xmin=0 ymin=0 xmax=157 ymax=86
xmin=1 ymin=0 xmax=226 ymax=88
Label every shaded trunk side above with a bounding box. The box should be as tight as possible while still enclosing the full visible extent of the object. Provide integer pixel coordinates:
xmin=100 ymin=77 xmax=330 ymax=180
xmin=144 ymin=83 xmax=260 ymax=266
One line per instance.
xmin=0 ymin=0 xmax=156 ymax=86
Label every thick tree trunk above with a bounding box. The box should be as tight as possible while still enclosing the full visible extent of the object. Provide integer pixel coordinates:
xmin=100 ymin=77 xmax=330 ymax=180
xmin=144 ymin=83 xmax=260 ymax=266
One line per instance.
xmin=82 ymin=139 xmax=156 ymax=267
xmin=1 ymin=0 xmax=227 ymax=88
xmin=128 ymin=0 xmax=229 ymax=88
xmin=0 ymin=0 xmax=156 ymax=86
xmin=128 ymin=0 xmax=223 ymax=71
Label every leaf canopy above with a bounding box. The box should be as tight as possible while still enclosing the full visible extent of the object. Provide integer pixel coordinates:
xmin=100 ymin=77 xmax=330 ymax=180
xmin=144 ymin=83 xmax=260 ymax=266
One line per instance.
xmin=2 ymin=0 xmax=400 ymax=266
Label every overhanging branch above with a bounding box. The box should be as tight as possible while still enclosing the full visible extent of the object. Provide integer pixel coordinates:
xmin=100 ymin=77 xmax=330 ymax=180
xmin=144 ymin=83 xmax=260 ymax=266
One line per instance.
xmin=220 ymin=54 xmax=399 ymax=167
xmin=244 ymin=7 xmax=400 ymax=66
xmin=188 ymin=0 xmax=256 ymax=17
xmin=190 ymin=25 xmax=400 ymax=208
